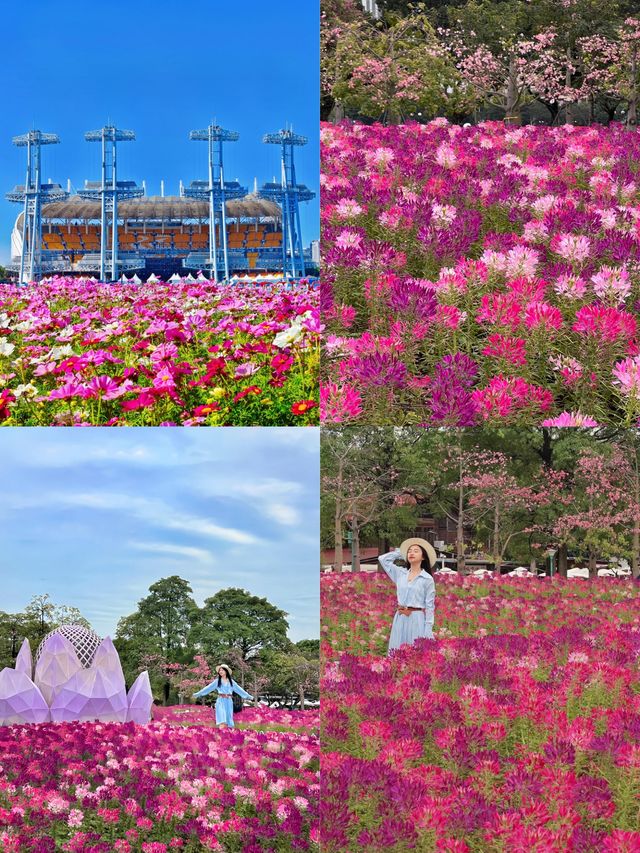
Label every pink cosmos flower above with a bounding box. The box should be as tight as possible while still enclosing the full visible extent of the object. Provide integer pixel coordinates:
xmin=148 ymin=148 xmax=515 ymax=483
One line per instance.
xmin=591 ymin=266 xmax=631 ymax=303
xmin=553 ymin=274 xmax=587 ymax=299
xmin=435 ymin=305 xmax=467 ymax=329
xmin=541 ymin=412 xmax=600 ymax=427
xmin=335 ymin=199 xmax=364 ymax=219
xmin=481 ymin=334 xmax=527 ymax=366
xmin=612 ymin=355 xmax=640 ymax=396
xmin=523 ymin=302 xmax=563 ymax=332
xmin=572 ymin=305 xmax=637 ymax=342
xmin=504 ymin=246 xmax=540 ymax=280
xmin=552 ymin=233 xmax=592 ymax=264
xmin=472 ymin=376 xmax=554 ymax=420
xmin=320 ymin=382 xmax=363 ymax=422
xmin=335 ymin=230 xmax=364 ymax=251
xmin=234 ymin=362 xmax=260 ymax=378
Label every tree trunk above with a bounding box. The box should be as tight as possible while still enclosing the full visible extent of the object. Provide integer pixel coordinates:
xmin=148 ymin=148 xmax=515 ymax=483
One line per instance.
xmin=627 ymin=48 xmax=638 ymax=128
xmin=329 ymin=103 xmax=345 ymax=124
xmin=457 ymin=450 xmax=466 ymax=575
xmin=588 ymin=548 xmax=597 ymax=579
xmin=493 ymin=506 xmax=501 ymax=575
xmin=565 ymin=45 xmax=574 ymax=125
xmin=505 ymin=55 xmax=521 ymax=124
xmin=530 ymin=557 xmax=537 ymax=574
xmin=352 ymin=518 xmax=361 ymax=572
xmin=299 ymin=686 xmax=305 ymax=710
xmin=540 ymin=428 xmax=553 ymax=467
xmin=334 ymin=461 xmax=344 ymax=571
xmin=633 ymin=448 xmax=640 ymax=578
xmin=163 ymin=680 xmax=170 ymax=706
xmin=558 ymin=544 xmax=568 ymax=578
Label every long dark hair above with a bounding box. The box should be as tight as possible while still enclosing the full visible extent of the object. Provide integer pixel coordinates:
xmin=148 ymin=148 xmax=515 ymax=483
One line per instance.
xmin=217 ymin=666 xmax=233 ymax=687
xmin=405 ymin=545 xmax=434 ymax=578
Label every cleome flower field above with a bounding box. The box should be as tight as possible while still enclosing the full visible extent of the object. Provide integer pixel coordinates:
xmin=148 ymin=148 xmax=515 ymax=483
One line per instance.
xmin=0 ymin=277 xmax=319 ymax=426
xmin=0 ymin=706 xmax=319 ymax=852
xmin=322 ymin=120 xmax=640 ymax=427
xmin=321 ymin=572 xmax=640 ymax=851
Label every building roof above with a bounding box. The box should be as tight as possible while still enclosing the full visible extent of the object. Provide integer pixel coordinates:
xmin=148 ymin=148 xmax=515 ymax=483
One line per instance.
xmin=31 ymin=193 xmax=281 ymax=223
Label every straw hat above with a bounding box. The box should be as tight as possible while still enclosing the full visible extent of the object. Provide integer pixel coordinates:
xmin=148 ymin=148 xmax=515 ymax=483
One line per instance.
xmin=400 ymin=538 xmax=437 ymax=569
xmin=216 ymin=664 xmax=233 ymax=678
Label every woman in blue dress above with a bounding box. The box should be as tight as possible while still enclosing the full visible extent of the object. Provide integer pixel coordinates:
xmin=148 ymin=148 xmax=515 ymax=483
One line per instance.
xmin=192 ymin=664 xmax=253 ymax=727
xmin=378 ymin=537 xmax=436 ymax=654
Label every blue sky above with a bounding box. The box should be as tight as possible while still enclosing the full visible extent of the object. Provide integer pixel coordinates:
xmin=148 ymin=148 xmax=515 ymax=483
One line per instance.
xmin=0 ymin=428 xmax=319 ymax=641
xmin=0 ymin=0 xmax=319 ymax=264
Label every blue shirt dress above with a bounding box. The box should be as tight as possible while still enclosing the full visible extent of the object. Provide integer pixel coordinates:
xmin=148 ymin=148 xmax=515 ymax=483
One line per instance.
xmin=379 ymin=548 xmax=436 ymax=653
xmin=192 ymin=678 xmax=253 ymax=726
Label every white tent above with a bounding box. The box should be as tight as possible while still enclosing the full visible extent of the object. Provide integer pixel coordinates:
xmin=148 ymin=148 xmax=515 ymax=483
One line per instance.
xmin=147 ymin=273 xmax=159 ymax=283
xmin=185 ymin=273 xmax=196 ymax=282
xmin=567 ymin=567 xmax=589 ymax=579
xmin=131 ymin=274 xmax=142 ymax=284
xmin=168 ymin=273 xmax=182 ymax=283
xmin=196 ymin=272 xmax=208 ymax=282
xmin=119 ymin=274 xmax=128 ymax=283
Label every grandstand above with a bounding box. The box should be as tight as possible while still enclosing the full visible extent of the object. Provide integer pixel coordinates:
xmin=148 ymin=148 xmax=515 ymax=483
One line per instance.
xmin=7 ymin=124 xmax=316 ymax=282
xmin=12 ymin=193 xmax=294 ymax=280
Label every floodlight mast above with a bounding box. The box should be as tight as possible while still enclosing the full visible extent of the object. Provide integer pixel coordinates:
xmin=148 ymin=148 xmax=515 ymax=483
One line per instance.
xmin=6 ymin=131 xmax=67 ymax=283
xmin=261 ymin=130 xmax=314 ymax=278
xmin=80 ymin=126 xmax=141 ymax=281
xmin=186 ymin=124 xmax=244 ymax=281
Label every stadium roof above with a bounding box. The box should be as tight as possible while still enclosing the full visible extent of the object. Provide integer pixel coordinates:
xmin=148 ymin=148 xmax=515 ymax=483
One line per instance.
xmin=28 ymin=194 xmax=282 ymax=223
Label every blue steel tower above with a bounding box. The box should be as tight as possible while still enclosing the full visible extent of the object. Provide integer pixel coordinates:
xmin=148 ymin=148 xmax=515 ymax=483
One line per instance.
xmin=260 ymin=129 xmax=314 ymax=278
xmin=185 ymin=123 xmax=246 ymax=281
xmin=6 ymin=131 xmax=68 ymax=283
xmin=78 ymin=125 xmax=143 ymax=281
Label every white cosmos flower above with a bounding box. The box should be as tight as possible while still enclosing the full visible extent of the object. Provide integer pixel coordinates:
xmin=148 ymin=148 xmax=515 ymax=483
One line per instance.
xmin=0 ymin=341 xmax=15 ymax=357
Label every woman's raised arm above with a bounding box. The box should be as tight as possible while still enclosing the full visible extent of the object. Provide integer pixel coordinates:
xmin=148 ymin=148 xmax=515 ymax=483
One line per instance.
xmin=378 ymin=548 xmax=403 ymax=583
xmin=231 ymin=681 xmax=253 ymax=701
xmin=424 ymin=575 xmax=436 ymax=633
xmin=193 ymin=680 xmax=218 ymax=699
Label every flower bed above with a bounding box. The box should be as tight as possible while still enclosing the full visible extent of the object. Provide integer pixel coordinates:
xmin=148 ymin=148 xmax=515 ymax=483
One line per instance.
xmin=0 ymin=278 xmax=319 ymax=426
xmin=321 ymin=572 xmax=640 ymax=658
xmin=321 ymin=120 xmax=640 ymax=426
xmin=321 ymin=574 xmax=640 ymax=850
xmin=0 ymin=717 xmax=319 ymax=852
xmin=154 ymin=704 xmax=320 ymax=734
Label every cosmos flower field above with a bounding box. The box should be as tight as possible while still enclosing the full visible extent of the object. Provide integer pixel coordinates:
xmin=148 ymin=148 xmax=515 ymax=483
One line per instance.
xmin=0 ymin=706 xmax=319 ymax=852
xmin=0 ymin=278 xmax=319 ymax=426
xmin=321 ymin=120 xmax=640 ymax=427
xmin=320 ymin=573 xmax=640 ymax=851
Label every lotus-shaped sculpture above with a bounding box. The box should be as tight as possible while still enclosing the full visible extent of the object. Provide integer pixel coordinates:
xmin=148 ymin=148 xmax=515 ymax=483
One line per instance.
xmin=0 ymin=625 xmax=153 ymax=726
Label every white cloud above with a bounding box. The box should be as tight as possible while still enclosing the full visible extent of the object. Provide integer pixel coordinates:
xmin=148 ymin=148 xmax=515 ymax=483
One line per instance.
xmin=26 ymin=491 xmax=263 ymax=547
xmin=129 ymin=541 xmax=213 ymax=563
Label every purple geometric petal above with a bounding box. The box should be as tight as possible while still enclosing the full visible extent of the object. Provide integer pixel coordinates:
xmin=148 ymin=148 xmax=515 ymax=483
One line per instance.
xmin=50 ymin=665 xmax=128 ymax=723
xmin=34 ymin=634 xmax=83 ymax=706
xmin=0 ymin=668 xmax=50 ymax=725
xmin=15 ymin=639 xmax=32 ymax=680
xmin=126 ymin=671 xmax=153 ymax=723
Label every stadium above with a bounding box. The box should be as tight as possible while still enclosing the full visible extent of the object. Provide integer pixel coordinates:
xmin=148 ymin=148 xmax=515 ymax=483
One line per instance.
xmin=7 ymin=124 xmax=318 ymax=283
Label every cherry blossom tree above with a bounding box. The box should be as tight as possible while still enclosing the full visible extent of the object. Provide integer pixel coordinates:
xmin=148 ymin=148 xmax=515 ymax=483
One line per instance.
xmin=552 ymin=448 xmax=637 ymax=577
xmin=331 ymin=12 xmax=472 ymax=123
xmin=461 ymin=451 xmax=565 ymax=573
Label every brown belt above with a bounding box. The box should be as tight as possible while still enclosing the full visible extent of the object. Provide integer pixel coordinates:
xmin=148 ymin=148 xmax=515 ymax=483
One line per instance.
xmin=397 ymin=606 xmax=425 ymax=616
xmin=218 ymin=694 xmax=232 ymax=698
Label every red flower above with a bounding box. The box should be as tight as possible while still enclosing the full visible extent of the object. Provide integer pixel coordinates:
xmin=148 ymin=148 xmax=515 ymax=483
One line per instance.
xmin=193 ymin=403 xmax=220 ymax=417
xmin=291 ymin=400 xmax=318 ymax=416
xmin=233 ymin=386 xmax=262 ymax=403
